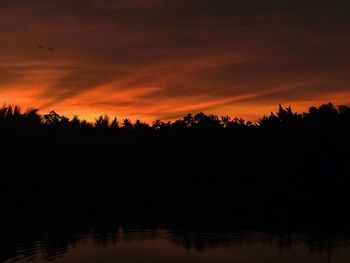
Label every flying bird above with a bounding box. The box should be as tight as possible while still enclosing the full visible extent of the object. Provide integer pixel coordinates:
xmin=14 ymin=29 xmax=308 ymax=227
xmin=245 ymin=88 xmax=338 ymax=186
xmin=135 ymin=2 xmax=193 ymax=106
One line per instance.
xmin=48 ymin=47 xmax=54 ymax=51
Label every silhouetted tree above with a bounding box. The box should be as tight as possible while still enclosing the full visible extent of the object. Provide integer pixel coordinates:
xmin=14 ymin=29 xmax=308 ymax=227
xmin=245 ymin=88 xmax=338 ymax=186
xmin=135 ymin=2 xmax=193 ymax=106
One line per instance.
xmin=95 ymin=115 xmax=110 ymax=129
xmin=258 ymin=105 xmax=301 ymax=128
xmin=134 ymin=120 xmax=151 ymax=132
xmin=122 ymin=118 xmax=133 ymax=131
xmin=305 ymin=103 xmax=339 ymax=126
xmin=23 ymin=108 xmax=41 ymax=126
xmin=221 ymin=116 xmax=231 ymax=128
xmin=183 ymin=113 xmax=195 ymax=128
xmin=338 ymin=105 xmax=350 ymax=117
xmin=1 ymin=101 xmax=350 ymax=231
xmin=44 ymin=111 xmax=67 ymax=126
xmin=152 ymin=120 xmax=171 ymax=130
xmin=70 ymin=116 xmax=81 ymax=129
xmin=81 ymin=120 xmax=93 ymax=129
xmin=110 ymin=117 xmax=119 ymax=129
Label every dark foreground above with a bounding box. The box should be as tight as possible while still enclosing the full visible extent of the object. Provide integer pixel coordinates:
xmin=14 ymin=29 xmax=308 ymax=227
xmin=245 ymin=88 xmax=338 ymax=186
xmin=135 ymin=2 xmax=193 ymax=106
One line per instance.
xmin=1 ymin=102 xmax=350 ymax=261
xmin=1 ymin=222 xmax=350 ymax=263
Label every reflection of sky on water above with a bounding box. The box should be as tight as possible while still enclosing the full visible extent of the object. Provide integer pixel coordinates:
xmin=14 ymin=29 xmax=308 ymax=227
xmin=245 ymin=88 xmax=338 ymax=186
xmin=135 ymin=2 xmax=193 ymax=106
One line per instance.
xmin=1 ymin=227 xmax=350 ymax=263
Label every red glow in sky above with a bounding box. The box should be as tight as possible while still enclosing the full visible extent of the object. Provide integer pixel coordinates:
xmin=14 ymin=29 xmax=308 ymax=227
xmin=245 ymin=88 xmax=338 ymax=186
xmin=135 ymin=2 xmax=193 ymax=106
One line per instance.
xmin=1 ymin=0 xmax=350 ymax=121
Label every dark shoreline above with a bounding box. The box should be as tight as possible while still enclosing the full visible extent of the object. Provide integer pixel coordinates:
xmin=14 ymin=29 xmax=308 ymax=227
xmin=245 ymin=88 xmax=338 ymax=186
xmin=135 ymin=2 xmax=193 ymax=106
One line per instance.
xmin=1 ymin=102 xmax=350 ymax=239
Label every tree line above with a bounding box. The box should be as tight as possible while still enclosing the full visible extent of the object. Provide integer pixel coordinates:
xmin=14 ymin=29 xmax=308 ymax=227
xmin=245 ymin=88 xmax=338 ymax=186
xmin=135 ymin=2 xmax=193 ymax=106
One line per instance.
xmin=0 ymin=102 xmax=349 ymax=132
xmin=1 ymin=102 xmax=350 ymax=227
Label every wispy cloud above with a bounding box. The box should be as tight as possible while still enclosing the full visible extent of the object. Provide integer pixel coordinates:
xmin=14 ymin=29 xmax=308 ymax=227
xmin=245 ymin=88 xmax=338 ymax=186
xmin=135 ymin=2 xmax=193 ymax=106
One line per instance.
xmin=0 ymin=0 xmax=349 ymax=121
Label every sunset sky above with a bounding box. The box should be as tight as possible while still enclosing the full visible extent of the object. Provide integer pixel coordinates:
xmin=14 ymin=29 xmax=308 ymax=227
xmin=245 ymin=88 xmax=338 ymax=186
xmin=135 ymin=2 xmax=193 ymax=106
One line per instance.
xmin=1 ymin=0 xmax=350 ymax=121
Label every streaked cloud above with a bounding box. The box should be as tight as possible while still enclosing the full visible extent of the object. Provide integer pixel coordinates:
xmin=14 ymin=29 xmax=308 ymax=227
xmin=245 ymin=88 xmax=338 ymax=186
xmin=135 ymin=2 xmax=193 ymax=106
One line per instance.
xmin=0 ymin=0 xmax=349 ymax=121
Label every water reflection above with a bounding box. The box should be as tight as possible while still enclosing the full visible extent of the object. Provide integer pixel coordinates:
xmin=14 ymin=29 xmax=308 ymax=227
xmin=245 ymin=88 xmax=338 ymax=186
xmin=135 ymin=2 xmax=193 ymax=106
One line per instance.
xmin=2 ymin=226 xmax=350 ymax=263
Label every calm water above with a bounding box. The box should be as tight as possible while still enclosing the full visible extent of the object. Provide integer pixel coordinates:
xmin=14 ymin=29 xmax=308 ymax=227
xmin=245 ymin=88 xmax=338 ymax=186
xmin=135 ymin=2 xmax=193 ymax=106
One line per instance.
xmin=1 ymin=226 xmax=350 ymax=263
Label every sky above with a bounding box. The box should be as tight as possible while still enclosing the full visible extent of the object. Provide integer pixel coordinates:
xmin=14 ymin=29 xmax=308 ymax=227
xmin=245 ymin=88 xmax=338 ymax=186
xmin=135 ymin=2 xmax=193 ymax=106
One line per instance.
xmin=0 ymin=0 xmax=350 ymax=122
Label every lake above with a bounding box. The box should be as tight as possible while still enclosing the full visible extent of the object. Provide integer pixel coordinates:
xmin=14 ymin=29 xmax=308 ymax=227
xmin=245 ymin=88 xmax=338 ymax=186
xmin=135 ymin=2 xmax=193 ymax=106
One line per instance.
xmin=1 ymin=226 xmax=350 ymax=263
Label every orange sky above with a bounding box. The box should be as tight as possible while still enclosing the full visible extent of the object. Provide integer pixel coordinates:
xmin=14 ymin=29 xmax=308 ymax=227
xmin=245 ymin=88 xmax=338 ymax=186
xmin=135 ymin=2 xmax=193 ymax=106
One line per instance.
xmin=1 ymin=0 xmax=350 ymax=122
